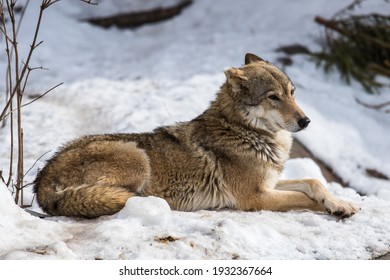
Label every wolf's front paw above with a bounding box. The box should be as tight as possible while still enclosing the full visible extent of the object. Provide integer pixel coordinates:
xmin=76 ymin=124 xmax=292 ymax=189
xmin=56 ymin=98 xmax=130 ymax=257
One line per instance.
xmin=324 ymin=198 xmax=360 ymax=219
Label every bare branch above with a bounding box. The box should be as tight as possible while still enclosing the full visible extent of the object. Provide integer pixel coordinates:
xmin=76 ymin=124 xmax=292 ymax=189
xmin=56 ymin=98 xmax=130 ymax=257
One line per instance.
xmin=26 ymin=65 xmax=49 ymax=71
xmin=0 ymin=26 xmax=13 ymax=42
xmin=21 ymin=64 xmax=49 ymax=93
xmin=355 ymin=98 xmax=390 ymax=111
xmin=81 ymin=0 xmax=99 ymax=5
xmin=42 ymin=0 xmax=61 ymax=9
xmin=21 ymin=82 xmax=63 ymax=108
xmin=23 ymin=150 xmax=51 ymax=179
xmin=1 ymin=0 xmax=16 ymax=186
xmin=15 ymin=0 xmax=31 ymax=35
xmin=1 ymin=171 xmax=6 ymax=184
xmin=33 ymin=40 xmax=43 ymax=49
xmin=2 ymin=82 xmax=63 ymax=119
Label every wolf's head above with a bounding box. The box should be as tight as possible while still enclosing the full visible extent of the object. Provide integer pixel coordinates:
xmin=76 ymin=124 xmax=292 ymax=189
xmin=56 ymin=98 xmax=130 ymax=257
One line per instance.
xmin=223 ymin=53 xmax=310 ymax=133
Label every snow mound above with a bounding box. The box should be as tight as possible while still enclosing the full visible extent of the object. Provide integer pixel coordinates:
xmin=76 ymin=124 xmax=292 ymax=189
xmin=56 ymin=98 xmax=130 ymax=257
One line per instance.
xmin=117 ymin=196 xmax=172 ymax=226
xmin=281 ymin=158 xmax=327 ymax=186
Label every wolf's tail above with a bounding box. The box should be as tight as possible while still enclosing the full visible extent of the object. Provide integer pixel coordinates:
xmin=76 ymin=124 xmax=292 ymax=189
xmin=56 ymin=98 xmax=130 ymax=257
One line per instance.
xmin=34 ymin=177 xmax=134 ymax=218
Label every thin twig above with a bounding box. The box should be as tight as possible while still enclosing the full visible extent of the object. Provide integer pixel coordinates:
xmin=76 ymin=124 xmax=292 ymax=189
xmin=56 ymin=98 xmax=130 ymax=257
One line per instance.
xmin=1 ymin=0 xmax=15 ymax=186
xmin=15 ymin=0 xmax=31 ymax=35
xmin=0 ymin=26 xmax=13 ymax=42
xmin=6 ymin=0 xmax=25 ymax=206
xmin=21 ymin=65 xmax=50 ymax=95
xmin=355 ymin=98 xmax=390 ymax=110
xmin=81 ymin=0 xmax=99 ymax=5
xmin=21 ymin=66 xmax=33 ymax=94
xmin=21 ymin=82 xmax=63 ymax=107
xmin=1 ymin=171 xmax=6 ymax=184
xmin=23 ymin=150 xmax=51 ymax=179
xmin=333 ymin=0 xmax=364 ymax=19
xmin=2 ymin=82 xmax=63 ymax=119
xmin=42 ymin=0 xmax=61 ymax=9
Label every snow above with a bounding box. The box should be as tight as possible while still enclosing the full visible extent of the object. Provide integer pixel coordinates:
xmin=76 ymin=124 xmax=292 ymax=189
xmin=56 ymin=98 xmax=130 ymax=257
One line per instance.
xmin=1 ymin=0 xmax=390 ymax=260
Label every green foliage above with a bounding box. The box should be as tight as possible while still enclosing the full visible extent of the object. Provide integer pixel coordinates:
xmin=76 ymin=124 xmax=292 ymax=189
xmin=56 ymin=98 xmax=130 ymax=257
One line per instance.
xmin=313 ymin=6 xmax=390 ymax=93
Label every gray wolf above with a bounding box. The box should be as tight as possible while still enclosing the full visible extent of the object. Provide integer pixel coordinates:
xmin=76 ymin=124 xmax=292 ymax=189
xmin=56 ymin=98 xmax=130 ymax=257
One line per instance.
xmin=34 ymin=53 xmax=359 ymax=219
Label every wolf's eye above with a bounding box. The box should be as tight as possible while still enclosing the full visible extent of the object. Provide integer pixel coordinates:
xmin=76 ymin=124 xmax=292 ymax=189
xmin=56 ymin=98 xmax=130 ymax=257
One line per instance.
xmin=268 ymin=94 xmax=280 ymax=101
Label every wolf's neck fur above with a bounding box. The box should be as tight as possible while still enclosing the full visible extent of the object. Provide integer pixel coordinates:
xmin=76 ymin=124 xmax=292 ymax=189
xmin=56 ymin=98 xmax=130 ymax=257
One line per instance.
xmin=192 ymin=84 xmax=292 ymax=168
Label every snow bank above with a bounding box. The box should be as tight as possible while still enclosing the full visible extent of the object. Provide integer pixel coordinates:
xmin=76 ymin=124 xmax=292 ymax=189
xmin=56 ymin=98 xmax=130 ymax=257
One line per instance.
xmin=1 ymin=159 xmax=390 ymax=260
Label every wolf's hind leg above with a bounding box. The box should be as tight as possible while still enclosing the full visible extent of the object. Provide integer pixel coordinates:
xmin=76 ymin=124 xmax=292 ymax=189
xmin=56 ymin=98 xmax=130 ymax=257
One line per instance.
xmin=61 ymin=141 xmax=151 ymax=218
xmin=81 ymin=141 xmax=151 ymax=193
xmin=275 ymin=179 xmax=360 ymax=218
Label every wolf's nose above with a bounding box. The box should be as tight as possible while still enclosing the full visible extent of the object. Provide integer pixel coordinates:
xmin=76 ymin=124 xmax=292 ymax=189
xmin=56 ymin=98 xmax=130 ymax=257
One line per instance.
xmin=298 ymin=117 xmax=311 ymax=129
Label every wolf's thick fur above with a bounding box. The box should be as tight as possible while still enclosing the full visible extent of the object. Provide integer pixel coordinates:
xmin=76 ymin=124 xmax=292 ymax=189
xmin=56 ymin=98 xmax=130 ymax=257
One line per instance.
xmin=34 ymin=54 xmax=359 ymax=218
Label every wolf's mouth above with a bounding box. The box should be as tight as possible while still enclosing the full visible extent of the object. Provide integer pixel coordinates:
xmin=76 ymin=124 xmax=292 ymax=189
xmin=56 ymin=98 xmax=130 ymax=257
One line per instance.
xmin=275 ymin=122 xmax=285 ymax=131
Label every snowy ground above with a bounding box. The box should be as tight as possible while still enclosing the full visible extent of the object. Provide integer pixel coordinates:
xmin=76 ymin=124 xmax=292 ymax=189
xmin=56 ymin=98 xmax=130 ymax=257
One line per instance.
xmin=0 ymin=0 xmax=390 ymax=259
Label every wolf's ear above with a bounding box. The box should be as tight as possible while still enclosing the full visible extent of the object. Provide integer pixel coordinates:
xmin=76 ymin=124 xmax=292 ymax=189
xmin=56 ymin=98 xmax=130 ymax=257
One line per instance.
xmin=224 ymin=67 xmax=248 ymax=93
xmin=245 ymin=53 xmax=264 ymax=64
